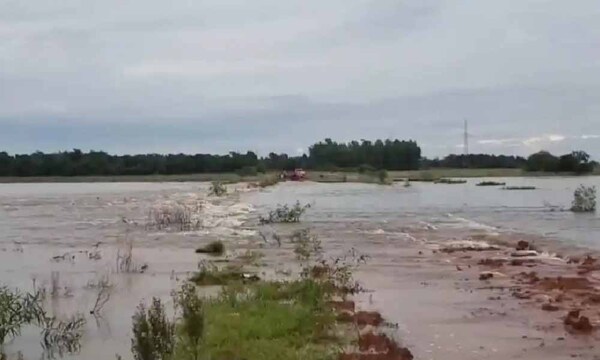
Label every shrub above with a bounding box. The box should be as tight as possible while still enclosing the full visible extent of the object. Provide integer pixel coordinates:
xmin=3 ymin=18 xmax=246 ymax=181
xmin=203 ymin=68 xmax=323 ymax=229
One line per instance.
xmin=173 ymin=284 xmax=204 ymax=360
xmin=195 ymin=241 xmax=225 ymax=256
xmin=259 ymin=201 xmax=311 ymax=224
xmin=571 ymin=185 xmax=596 ymax=212
xmin=131 ymin=298 xmax=175 ymax=360
xmin=377 ymin=169 xmax=390 ymax=185
xmin=208 ymin=182 xmax=227 ymax=197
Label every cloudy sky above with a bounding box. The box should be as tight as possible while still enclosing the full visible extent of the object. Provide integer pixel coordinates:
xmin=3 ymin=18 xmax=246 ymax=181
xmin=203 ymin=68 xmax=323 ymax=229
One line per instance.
xmin=1 ymin=0 xmax=600 ymax=158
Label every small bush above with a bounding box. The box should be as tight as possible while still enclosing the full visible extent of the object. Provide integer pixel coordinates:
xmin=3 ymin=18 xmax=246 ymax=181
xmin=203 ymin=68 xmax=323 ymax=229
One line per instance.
xmin=259 ymin=201 xmax=311 ymax=224
xmin=376 ymin=169 xmax=392 ymax=185
xmin=571 ymin=185 xmax=596 ymax=212
xmin=131 ymin=298 xmax=175 ymax=360
xmin=173 ymin=284 xmax=204 ymax=360
xmin=195 ymin=241 xmax=225 ymax=256
xmin=208 ymin=182 xmax=227 ymax=197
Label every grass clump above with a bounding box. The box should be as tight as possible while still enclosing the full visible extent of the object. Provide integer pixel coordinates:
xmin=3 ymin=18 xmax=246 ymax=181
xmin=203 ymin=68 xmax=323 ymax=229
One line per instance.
xmin=571 ymin=185 xmax=596 ymax=212
xmin=476 ymin=181 xmax=506 ymax=186
xmin=195 ymin=241 xmax=225 ymax=256
xmin=260 ymin=201 xmax=311 ymax=224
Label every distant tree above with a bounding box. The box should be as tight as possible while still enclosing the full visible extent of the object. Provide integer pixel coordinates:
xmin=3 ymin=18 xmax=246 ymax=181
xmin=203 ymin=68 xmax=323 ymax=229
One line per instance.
xmin=526 ymin=151 xmax=560 ymax=172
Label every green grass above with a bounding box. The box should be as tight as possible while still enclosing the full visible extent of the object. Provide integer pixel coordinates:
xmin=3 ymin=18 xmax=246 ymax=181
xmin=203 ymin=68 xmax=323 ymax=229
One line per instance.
xmin=195 ymin=280 xmax=338 ymax=360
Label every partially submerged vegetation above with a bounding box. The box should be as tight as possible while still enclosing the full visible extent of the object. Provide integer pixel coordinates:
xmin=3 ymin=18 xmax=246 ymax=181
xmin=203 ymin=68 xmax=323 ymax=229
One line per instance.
xmin=259 ymin=201 xmax=311 ymax=224
xmin=502 ymin=186 xmax=537 ymax=190
xmin=0 ymin=286 xmax=85 ymax=357
xmin=476 ymin=181 xmax=506 ymax=186
xmin=208 ymin=181 xmax=227 ymax=197
xmin=195 ymin=241 xmax=225 ymax=256
xmin=571 ymin=185 xmax=596 ymax=213
xmin=434 ymin=178 xmax=467 ymax=184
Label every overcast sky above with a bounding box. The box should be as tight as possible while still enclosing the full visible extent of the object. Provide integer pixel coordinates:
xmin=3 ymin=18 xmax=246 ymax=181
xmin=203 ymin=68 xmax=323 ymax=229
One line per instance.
xmin=1 ymin=0 xmax=600 ymax=158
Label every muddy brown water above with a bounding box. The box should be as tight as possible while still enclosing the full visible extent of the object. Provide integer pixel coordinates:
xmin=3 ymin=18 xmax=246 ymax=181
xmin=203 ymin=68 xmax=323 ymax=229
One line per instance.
xmin=0 ymin=178 xmax=599 ymax=359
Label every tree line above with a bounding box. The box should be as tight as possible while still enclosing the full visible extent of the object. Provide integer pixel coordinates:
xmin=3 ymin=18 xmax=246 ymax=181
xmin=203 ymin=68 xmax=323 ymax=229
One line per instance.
xmin=0 ymin=138 xmax=421 ymax=177
xmin=424 ymin=150 xmax=596 ymax=174
xmin=0 ymin=141 xmax=595 ymax=177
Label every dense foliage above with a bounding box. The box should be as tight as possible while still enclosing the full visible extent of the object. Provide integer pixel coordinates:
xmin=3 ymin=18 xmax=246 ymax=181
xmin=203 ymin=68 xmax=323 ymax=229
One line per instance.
xmin=423 ymin=154 xmax=526 ymax=169
xmin=308 ymin=138 xmax=421 ymax=170
xmin=525 ymin=151 xmax=596 ymax=173
xmin=0 ymin=140 xmax=595 ymax=176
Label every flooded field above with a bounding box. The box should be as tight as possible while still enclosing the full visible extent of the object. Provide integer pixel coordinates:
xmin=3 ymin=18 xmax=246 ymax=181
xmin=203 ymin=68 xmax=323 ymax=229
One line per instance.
xmin=0 ymin=177 xmax=599 ymax=359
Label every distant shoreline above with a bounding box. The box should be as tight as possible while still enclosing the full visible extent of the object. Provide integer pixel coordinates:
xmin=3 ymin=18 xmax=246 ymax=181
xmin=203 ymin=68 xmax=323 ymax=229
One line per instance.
xmin=0 ymin=168 xmax=597 ymax=184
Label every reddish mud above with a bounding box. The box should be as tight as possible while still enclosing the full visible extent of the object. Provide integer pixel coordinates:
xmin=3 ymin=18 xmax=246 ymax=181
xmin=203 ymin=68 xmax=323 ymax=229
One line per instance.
xmin=333 ymin=225 xmax=600 ymax=360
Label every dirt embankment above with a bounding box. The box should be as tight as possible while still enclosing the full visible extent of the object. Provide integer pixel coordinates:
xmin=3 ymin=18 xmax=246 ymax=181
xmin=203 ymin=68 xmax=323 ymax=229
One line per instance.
xmin=437 ymin=237 xmax=600 ymax=339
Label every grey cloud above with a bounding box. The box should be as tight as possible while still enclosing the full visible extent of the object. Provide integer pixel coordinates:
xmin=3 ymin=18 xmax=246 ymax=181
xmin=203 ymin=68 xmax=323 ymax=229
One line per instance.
xmin=1 ymin=0 xmax=600 ymax=158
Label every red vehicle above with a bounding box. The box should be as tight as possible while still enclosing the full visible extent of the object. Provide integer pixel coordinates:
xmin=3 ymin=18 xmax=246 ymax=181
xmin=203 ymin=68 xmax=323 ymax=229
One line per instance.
xmin=282 ymin=168 xmax=306 ymax=181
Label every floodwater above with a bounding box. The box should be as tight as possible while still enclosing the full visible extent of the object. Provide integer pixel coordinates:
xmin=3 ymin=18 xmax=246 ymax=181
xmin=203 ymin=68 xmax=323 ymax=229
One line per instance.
xmin=0 ymin=177 xmax=599 ymax=359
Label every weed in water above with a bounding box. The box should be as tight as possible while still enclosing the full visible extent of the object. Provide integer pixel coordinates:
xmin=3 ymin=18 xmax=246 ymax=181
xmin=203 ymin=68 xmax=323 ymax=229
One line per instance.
xmin=208 ymin=182 xmax=227 ymax=197
xmin=259 ymin=201 xmax=311 ymax=224
xmin=195 ymin=241 xmax=225 ymax=256
xmin=0 ymin=287 xmax=45 ymax=344
xmin=41 ymin=315 xmax=86 ymax=357
xmin=571 ymin=185 xmax=596 ymax=212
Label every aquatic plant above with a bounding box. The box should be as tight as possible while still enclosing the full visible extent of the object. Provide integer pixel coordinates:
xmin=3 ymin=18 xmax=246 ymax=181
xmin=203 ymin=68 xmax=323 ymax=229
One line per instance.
xmin=571 ymin=185 xmax=596 ymax=212
xmin=195 ymin=241 xmax=225 ymax=256
xmin=116 ymin=235 xmax=136 ymax=273
xmin=259 ymin=201 xmax=311 ymax=224
xmin=90 ymin=276 xmax=112 ymax=316
xmin=0 ymin=287 xmax=45 ymax=345
xmin=131 ymin=298 xmax=175 ymax=360
xmin=41 ymin=315 xmax=86 ymax=356
xmin=208 ymin=181 xmax=227 ymax=197
xmin=290 ymin=229 xmax=323 ymax=262
xmin=148 ymin=203 xmax=198 ymax=231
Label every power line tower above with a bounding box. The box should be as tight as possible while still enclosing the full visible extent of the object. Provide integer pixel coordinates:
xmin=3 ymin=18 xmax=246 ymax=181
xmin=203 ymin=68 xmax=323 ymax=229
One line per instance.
xmin=463 ymin=119 xmax=469 ymax=156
